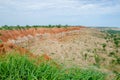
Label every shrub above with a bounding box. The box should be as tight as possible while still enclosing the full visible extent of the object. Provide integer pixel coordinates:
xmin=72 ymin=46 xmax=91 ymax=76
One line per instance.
xmin=115 ymin=73 xmax=120 ymax=80
xmin=102 ymin=43 xmax=106 ymax=51
xmin=116 ymin=58 xmax=120 ymax=64
xmin=109 ymin=52 xmax=115 ymax=56
xmin=94 ymin=54 xmax=101 ymax=67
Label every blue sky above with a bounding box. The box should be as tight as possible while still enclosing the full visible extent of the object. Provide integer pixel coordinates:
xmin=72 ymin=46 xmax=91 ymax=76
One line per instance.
xmin=0 ymin=0 xmax=120 ymax=27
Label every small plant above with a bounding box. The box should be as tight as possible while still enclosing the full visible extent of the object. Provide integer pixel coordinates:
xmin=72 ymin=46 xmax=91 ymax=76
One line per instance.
xmin=114 ymin=40 xmax=119 ymax=48
xmin=94 ymin=48 xmax=97 ymax=53
xmin=87 ymin=49 xmax=90 ymax=52
xmin=113 ymin=71 xmax=120 ymax=80
xmin=51 ymin=53 xmax=55 ymax=55
xmin=0 ymin=33 xmax=2 ymax=36
xmin=112 ymin=57 xmax=120 ymax=65
xmin=109 ymin=52 xmax=115 ymax=56
xmin=84 ymin=53 xmax=88 ymax=60
xmin=116 ymin=73 xmax=120 ymax=80
xmin=116 ymin=57 xmax=120 ymax=64
xmin=0 ymin=39 xmax=2 ymax=43
xmin=102 ymin=43 xmax=106 ymax=51
xmin=94 ymin=54 xmax=100 ymax=67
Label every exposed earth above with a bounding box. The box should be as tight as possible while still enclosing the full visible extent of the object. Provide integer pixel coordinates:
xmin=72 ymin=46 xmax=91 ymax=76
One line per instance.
xmin=0 ymin=26 xmax=120 ymax=79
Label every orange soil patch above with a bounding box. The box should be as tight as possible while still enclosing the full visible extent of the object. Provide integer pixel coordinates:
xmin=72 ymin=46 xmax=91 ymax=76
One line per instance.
xmin=0 ymin=43 xmax=60 ymax=67
xmin=0 ymin=43 xmax=30 ymax=54
xmin=0 ymin=26 xmax=84 ymax=65
xmin=0 ymin=27 xmax=84 ymax=42
xmin=0 ymin=43 xmax=51 ymax=61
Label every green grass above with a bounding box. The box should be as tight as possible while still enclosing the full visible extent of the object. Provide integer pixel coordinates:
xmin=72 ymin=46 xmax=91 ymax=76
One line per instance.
xmin=0 ymin=52 xmax=106 ymax=80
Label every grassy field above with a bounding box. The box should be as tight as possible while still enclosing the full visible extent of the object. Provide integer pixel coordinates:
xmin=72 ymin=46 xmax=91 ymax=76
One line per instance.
xmin=0 ymin=51 xmax=106 ymax=80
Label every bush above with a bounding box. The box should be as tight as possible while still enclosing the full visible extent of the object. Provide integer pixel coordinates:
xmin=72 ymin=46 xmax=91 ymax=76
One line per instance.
xmin=115 ymin=73 xmax=120 ymax=80
xmin=102 ymin=43 xmax=106 ymax=51
xmin=109 ymin=52 xmax=115 ymax=56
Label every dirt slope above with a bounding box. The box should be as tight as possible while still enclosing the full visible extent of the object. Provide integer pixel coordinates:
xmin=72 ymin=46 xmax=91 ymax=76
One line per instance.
xmin=0 ymin=27 xmax=119 ymax=74
xmin=0 ymin=27 xmax=82 ymax=42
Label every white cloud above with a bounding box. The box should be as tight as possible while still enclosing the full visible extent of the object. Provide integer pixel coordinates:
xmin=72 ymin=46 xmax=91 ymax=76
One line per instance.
xmin=0 ymin=0 xmax=120 ymax=16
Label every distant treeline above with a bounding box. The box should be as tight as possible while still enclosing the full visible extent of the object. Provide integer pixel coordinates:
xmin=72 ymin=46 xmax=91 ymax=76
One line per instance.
xmin=0 ymin=25 xmax=71 ymax=30
xmin=107 ymin=30 xmax=120 ymax=34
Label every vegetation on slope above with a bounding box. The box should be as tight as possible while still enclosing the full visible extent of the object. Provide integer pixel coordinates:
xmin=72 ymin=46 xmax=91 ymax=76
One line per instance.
xmin=107 ymin=30 xmax=120 ymax=34
xmin=100 ymin=29 xmax=120 ymax=80
xmin=0 ymin=51 xmax=106 ymax=80
xmin=0 ymin=27 xmax=120 ymax=80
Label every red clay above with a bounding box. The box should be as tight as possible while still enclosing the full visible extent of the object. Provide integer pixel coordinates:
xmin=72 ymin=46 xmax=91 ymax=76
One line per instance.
xmin=0 ymin=43 xmax=51 ymax=61
xmin=0 ymin=27 xmax=84 ymax=42
xmin=0 ymin=27 xmax=84 ymax=62
xmin=0 ymin=26 xmax=85 ymax=67
xmin=0 ymin=43 xmax=30 ymax=54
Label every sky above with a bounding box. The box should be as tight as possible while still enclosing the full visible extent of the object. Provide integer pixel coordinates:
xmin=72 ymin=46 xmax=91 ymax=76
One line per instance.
xmin=0 ymin=0 xmax=120 ymax=27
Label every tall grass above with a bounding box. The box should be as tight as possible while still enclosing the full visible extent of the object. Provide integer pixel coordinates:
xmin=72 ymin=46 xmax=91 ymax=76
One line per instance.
xmin=0 ymin=52 xmax=106 ymax=80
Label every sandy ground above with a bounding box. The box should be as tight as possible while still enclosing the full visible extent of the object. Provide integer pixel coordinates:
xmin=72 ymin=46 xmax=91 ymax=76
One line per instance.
xmin=5 ymin=28 xmax=113 ymax=68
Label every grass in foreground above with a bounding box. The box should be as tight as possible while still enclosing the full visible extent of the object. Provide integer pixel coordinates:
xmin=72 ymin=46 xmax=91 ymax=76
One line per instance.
xmin=0 ymin=52 xmax=106 ymax=80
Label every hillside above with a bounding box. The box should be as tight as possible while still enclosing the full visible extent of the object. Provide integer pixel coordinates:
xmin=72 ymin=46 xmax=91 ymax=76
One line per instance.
xmin=0 ymin=26 xmax=120 ymax=80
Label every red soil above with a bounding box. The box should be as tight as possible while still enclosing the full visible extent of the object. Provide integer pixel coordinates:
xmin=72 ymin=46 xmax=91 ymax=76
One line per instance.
xmin=0 ymin=43 xmax=51 ymax=61
xmin=0 ymin=43 xmax=60 ymax=67
xmin=0 ymin=27 xmax=84 ymax=42
xmin=0 ymin=43 xmax=32 ymax=54
xmin=0 ymin=26 xmax=84 ymax=63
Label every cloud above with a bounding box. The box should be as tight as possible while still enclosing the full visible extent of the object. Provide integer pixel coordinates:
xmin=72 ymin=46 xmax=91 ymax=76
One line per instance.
xmin=0 ymin=0 xmax=120 ymax=16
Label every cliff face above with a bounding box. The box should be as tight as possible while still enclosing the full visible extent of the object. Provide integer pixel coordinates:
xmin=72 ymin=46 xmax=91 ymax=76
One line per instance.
xmin=0 ymin=27 xmax=82 ymax=42
xmin=0 ymin=27 xmax=84 ymax=66
xmin=0 ymin=27 xmax=83 ymax=61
